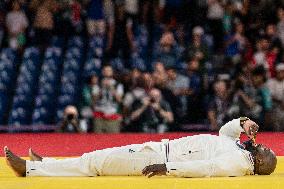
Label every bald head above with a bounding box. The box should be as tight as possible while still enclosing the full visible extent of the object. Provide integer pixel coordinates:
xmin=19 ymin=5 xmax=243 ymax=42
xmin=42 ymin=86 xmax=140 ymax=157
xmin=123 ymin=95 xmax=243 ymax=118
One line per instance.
xmin=253 ymin=144 xmax=277 ymax=175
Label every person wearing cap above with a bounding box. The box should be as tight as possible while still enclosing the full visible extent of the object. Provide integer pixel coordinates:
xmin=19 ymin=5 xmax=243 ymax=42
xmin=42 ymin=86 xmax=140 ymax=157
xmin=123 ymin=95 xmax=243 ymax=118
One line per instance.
xmin=266 ymin=63 xmax=284 ymax=131
xmin=4 ymin=118 xmax=277 ymax=178
xmin=187 ymin=26 xmax=210 ymax=65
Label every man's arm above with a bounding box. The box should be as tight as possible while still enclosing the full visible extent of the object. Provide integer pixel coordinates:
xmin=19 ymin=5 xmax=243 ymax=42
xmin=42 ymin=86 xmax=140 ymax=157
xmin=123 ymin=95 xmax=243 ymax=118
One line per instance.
xmin=218 ymin=118 xmax=244 ymax=139
xmin=219 ymin=118 xmax=259 ymax=140
xmin=143 ymin=152 xmax=251 ymax=178
xmin=208 ymin=110 xmax=219 ymax=131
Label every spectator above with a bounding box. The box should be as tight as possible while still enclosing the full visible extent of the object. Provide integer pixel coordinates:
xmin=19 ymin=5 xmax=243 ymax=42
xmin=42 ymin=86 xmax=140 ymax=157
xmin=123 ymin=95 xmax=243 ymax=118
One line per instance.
xmin=185 ymin=59 xmax=203 ymax=123
xmin=277 ymin=7 xmax=284 ymax=48
xmin=266 ymin=23 xmax=283 ymax=62
xmin=207 ymin=0 xmax=224 ymax=51
xmin=129 ymin=88 xmax=173 ymax=133
xmin=151 ymin=63 xmax=179 ymax=130
xmin=79 ymin=74 xmax=99 ymax=132
xmin=154 ymin=31 xmax=179 ymax=67
xmin=152 ymin=61 xmax=168 ymax=85
xmin=106 ymin=2 xmax=135 ymax=68
xmin=142 ymin=72 xmax=155 ymax=92
xmin=93 ymin=65 xmax=124 ymax=133
xmin=103 ymin=0 xmax=114 ymax=25
xmin=86 ymin=0 xmax=105 ymax=36
xmin=122 ymin=69 xmax=144 ymax=111
xmin=207 ymin=80 xmax=230 ymax=131
xmin=166 ymin=66 xmax=189 ymax=118
xmin=122 ymin=75 xmax=147 ymax=132
xmin=223 ymin=2 xmax=234 ymax=35
xmin=5 ymin=0 xmax=28 ymax=50
xmin=251 ymin=66 xmax=272 ymax=129
xmin=60 ymin=105 xmax=81 ymax=133
xmin=163 ymin=0 xmax=183 ymax=27
xmin=227 ymin=66 xmax=259 ymax=121
xmin=70 ymin=0 xmax=83 ymax=33
xmin=124 ymin=0 xmax=139 ymax=27
xmin=32 ymin=0 xmax=56 ymax=48
xmin=124 ymin=67 xmax=143 ymax=91
xmin=252 ymin=36 xmax=277 ymax=78
xmin=187 ymin=26 xmax=210 ymax=65
xmin=224 ymin=21 xmax=247 ymax=63
xmin=266 ymin=63 xmax=284 ymax=131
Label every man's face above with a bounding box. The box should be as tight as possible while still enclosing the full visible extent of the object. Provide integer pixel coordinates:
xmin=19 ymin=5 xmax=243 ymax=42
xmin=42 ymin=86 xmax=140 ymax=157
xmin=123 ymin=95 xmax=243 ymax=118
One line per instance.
xmin=252 ymin=75 xmax=264 ymax=87
xmin=236 ymin=23 xmax=244 ymax=34
xmin=102 ymin=66 xmax=113 ymax=78
xmin=276 ymin=70 xmax=284 ymax=80
xmin=214 ymin=81 xmax=227 ymax=97
xmin=187 ymin=60 xmax=199 ymax=72
xmin=149 ymin=89 xmax=161 ymax=103
xmin=154 ymin=62 xmax=165 ymax=73
xmin=143 ymin=73 xmax=154 ymax=89
xmin=167 ymin=69 xmax=176 ymax=80
xmin=253 ymin=144 xmax=277 ymax=175
xmin=260 ymin=39 xmax=270 ymax=50
xmin=90 ymin=75 xmax=98 ymax=85
xmin=266 ymin=24 xmax=276 ymax=36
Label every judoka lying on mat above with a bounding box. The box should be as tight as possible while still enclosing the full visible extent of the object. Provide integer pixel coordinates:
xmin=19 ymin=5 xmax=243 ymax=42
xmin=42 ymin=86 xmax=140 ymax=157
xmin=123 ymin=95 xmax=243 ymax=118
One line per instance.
xmin=4 ymin=117 xmax=277 ymax=178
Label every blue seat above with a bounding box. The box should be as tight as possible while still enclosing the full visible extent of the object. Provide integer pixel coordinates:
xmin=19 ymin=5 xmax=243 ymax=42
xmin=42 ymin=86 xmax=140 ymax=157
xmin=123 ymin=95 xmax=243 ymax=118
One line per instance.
xmin=32 ymin=47 xmax=63 ymax=125
xmin=8 ymin=47 xmax=41 ymax=125
xmin=0 ymin=48 xmax=18 ymax=124
xmin=83 ymin=58 xmax=102 ymax=77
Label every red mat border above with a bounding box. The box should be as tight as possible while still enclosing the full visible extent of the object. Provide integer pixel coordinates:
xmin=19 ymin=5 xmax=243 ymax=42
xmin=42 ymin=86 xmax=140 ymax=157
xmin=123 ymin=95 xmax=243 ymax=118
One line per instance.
xmin=0 ymin=132 xmax=283 ymax=156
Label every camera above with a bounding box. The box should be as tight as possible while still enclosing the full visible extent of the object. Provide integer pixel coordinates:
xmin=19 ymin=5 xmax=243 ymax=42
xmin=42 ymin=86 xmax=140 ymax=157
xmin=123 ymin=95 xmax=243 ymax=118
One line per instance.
xmin=150 ymin=98 xmax=156 ymax=104
xmin=66 ymin=114 xmax=75 ymax=121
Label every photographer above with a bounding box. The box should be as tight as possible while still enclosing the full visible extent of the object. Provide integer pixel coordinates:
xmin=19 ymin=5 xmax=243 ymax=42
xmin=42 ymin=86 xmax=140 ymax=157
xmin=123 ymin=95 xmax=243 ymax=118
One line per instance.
xmin=130 ymin=88 xmax=173 ymax=133
xmin=93 ymin=65 xmax=124 ymax=133
xmin=60 ymin=105 xmax=81 ymax=133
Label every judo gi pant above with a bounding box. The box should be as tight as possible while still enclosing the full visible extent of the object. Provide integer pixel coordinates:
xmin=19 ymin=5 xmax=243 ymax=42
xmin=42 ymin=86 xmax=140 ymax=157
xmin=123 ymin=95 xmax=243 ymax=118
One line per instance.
xmin=26 ymin=144 xmax=165 ymax=176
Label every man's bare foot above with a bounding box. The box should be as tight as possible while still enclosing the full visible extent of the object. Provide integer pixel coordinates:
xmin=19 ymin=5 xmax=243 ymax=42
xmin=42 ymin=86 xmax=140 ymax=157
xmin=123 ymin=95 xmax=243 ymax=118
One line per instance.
xmin=28 ymin=148 xmax=43 ymax=161
xmin=4 ymin=146 xmax=26 ymax=177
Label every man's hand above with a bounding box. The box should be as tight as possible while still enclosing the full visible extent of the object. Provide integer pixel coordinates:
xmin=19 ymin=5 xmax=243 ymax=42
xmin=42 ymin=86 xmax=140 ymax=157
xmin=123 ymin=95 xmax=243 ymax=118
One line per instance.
xmin=142 ymin=164 xmax=167 ymax=178
xmin=243 ymin=120 xmax=259 ymax=140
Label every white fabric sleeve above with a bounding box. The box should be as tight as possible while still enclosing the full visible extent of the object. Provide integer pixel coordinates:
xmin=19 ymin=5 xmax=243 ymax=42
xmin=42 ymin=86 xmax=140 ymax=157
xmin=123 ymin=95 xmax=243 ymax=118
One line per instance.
xmin=42 ymin=157 xmax=57 ymax=162
xmin=116 ymin=84 xmax=124 ymax=97
xmin=218 ymin=118 xmax=244 ymax=140
xmin=166 ymin=152 xmax=249 ymax=178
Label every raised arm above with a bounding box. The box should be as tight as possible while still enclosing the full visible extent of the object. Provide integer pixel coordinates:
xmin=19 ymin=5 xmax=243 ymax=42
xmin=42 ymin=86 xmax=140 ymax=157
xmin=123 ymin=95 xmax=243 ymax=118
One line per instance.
xmin=219 ymin=117 xmax=259 ymax=140
xmin=218 ymin=118 xmax=244 ymax=140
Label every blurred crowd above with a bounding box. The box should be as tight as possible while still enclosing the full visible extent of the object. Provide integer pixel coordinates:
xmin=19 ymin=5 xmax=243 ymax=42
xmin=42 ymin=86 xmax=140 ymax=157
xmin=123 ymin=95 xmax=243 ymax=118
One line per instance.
xmin=1 ymin=0 xmax=284 ymax=133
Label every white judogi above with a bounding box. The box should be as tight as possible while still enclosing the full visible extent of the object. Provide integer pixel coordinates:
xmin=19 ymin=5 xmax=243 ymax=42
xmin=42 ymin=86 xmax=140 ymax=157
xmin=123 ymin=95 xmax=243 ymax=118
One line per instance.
xmin=26 ymin=118 xmax=254 ymax=177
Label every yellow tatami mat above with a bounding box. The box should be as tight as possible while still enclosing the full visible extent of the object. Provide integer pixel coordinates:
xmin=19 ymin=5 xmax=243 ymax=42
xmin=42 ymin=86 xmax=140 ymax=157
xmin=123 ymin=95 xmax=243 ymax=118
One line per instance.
xmin=0 ymin=157 xmax=283 ymax=189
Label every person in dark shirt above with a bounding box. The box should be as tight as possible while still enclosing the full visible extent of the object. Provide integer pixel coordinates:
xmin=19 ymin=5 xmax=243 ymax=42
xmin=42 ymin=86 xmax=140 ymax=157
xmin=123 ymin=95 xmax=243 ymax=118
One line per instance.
xmin=106 ymin=2 xmax=134 ymax=68
xmin=60 ymin=105 xmax=81 ymax=133
xmin=129 ymin=88 xmax=173 ymax=133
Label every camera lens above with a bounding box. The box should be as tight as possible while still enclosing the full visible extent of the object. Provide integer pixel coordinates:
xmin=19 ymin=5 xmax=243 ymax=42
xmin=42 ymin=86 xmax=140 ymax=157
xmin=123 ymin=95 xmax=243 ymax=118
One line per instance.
xmin=67 ymin=114 xmax=75 ymax=121
xmin=150 ymin=98 xmax=155 ymax=103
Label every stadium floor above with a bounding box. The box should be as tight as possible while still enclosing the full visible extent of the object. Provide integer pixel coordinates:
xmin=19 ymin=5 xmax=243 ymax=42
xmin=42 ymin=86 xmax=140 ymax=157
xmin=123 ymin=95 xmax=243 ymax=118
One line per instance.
xmin=0 ymin=132 xmax=284 ymax=189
